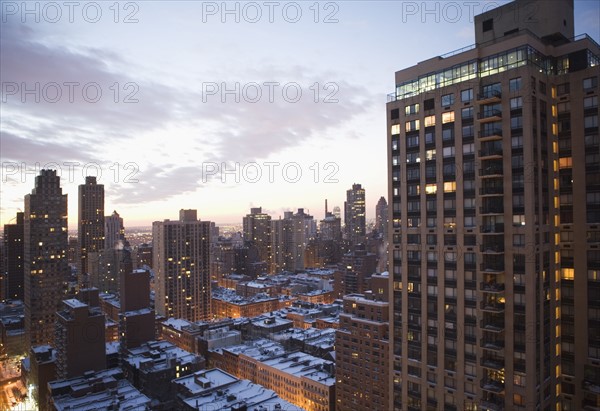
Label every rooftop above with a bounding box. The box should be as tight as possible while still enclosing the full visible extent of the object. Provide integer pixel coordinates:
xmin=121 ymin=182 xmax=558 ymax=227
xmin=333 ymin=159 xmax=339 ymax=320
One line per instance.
xmin=174 ymin=368 xmax=302 ymax=411
xmin=63 ymin=299 xmax=87 ymax=309
xmin=124 ymin=341 xmax=201 ymax=371
xmin=52 ymin=379 xmax=150 ymax=411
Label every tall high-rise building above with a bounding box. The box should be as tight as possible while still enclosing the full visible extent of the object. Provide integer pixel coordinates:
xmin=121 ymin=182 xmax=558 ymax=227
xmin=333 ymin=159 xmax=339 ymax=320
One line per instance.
xmin=153 ymin=210 xmax=212 ymax=321
xmin=332 ymin=206 xmax=341 ymax=220
xmin=291 ymin=208 xmax=315 ymax=272
xmin=24 ymin=170 xmax=69 ymax=348
xmin=320 ymin=200 xmax=342 ymax=243
xmin=104 ymin=210 xmax=124 ymax=250
xmin=242 ymin=207 xmax=272 ymax=272
xmin=387 ymin=1 xmax=599 ymax=409
xmin=375 ymin=196 xmax=388 ymax=238
xmin=3 ymin=212 xmax=25 ymax=301
xmin=345 ymin=183 xmax=366 ymax=247
xmin=77 ymin=176 xmax=104 ymax=287
xmin=271 ymin=214 xmax=294 ymax=273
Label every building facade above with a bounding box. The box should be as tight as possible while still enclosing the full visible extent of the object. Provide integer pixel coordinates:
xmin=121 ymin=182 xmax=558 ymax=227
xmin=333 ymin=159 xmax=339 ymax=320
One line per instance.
xmin=77 ymin=176 xmax=105 ymax=287
xmin=336 ymin=292 xmax=389 ymax=411
xmin=54 ymin=299 xmax=106 ymax=379
xmin=345 ymin=183 xmax=366 ymax=248
xmin=3 ymin=212 xmax=24 ymax=301
xmin=24 ymin=170 xmax=69 ymax=348
xmin=153 ymin=210 xmax=212 ymax=321
xmin=242 ymin=207 xmax=272 ymax=272
xmin=387 ymin=1 xmax=599 ymax=409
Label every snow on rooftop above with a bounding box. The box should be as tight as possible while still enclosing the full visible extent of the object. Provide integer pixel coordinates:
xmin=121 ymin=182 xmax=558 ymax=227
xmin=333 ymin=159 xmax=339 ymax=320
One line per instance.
xmin=63 ymin=298 xmax=87 ymax=309
xmin=182 ymin=376 xmax=302 ymax=411
xmin=162 ymin=317 xmax=192 ymax=331
xmin=52 ymin=379 xmax=150 ymax=411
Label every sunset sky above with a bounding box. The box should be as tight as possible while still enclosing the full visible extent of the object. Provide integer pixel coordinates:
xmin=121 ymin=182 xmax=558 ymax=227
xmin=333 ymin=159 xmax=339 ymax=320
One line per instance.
xmin=1 ymin=0 xmax=598 ymax=228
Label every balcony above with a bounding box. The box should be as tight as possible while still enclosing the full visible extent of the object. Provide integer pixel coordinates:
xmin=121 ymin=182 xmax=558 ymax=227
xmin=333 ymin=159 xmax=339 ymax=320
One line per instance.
xmin=481 ymin=301 xmax=505 ymax=313
xmin=480 ymin=282 xmax=505 ymax=292
xmin=480 ymin=256 xmax=504 ymax=274
xmin=480 ymin=317 xmax=505 ymax=332
xmin=481 ymin=356 xmax=505 ymax=371
xmin=478 ymin=109 xmax=503 ymax=123
xmin=480 ymin=338 xmax=505 ymax=352
xmin=481 ymin=223 xmax=504 ymax=234
xmin=480 ymin=165 xmax=503 ymax=178
xmin=480 ymin=185 xmax=504 ymax=196
xmin=477 ymin=90 xmax=502 ymax=104
xmin=480 ymin=397 xmax=505 ymax=411
xmin=479 ymin=128 xmax=503 ymax=141
xmin=583 ymin=380 xmax=600 ymax=394
xmin=480 ymin=378 xmax=504 ymax=393
xmin=481 ymin=243 xmax=505 ymax=254
xmin=479 ymin=144 xmax=503 ymax=159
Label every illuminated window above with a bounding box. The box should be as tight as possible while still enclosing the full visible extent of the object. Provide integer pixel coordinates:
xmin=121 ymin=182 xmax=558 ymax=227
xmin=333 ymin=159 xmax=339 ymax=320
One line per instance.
xmin=424 ymin=115 xmax=435 ymax=127
xmin=406 ymin=120 xmax=420 ymax=132
xmin=443 ymin=181 xmax=456 ymax=192
xmin=425 ymin=184 xmax=437 ymax=194
xmin=558 ymin=157 xmax=572 ymax=169
xmin=405 ymin=103 xmax=419 ymax=115
xmin=391 ymin=124 xmax=400 ymax=135
xmin=442 ymin=111 xmax=455 ymax=124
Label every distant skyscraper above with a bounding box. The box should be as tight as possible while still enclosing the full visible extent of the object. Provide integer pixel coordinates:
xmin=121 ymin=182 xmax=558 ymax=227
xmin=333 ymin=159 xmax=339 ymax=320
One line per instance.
xmin=242 ymin=207 xmax=272 ymax=272
xmin=387 ymin=1 xmax=599 ymax=409
xmin=291 ymin=208 xmax=314 ymax=272
xmin=24 ymin=170 xmax=69 ymax=348
xmin=3 ymin=212 xmax=25 ymax=301
xmin=271 ymin=214 xmax=294 ymax=274
xmin=104 ymin=210 xmax=124 ymax=250
xmin=332 ymin=206 xmax=341 ymax=220
xmin=77 ymin=176 xmax=104 ymax=287
xmin=153 ymin=210 xmax=211 ymax=321
xmin=375 ymin=196 xmax=388 ymax=238
xmin=345 ymin=184 xmax=366 ymax=247
xmin=320 ymin=200 xmax=342 ymax=243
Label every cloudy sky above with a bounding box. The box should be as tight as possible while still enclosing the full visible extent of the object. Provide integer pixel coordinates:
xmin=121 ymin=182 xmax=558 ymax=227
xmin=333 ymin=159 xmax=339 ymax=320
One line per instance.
xmin=1 ymin=0 xmax=599 ymax=228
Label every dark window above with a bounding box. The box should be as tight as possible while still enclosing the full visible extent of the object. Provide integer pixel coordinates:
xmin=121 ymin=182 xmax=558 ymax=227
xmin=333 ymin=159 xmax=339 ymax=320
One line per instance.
xmin=483 ymin=19 xmax=493 ymax=32
xmin=424 ymin=98 xmax=435 ymax=111
xmin=391 ymin=108 xmax=399 ymax=120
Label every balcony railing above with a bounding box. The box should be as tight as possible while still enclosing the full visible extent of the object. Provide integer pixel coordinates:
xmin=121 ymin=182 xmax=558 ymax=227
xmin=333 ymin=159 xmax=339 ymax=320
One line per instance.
xmin=480 ymin=186 xmax=504 ymax=195
xmin=480 ymin=338 xmax=505 ymax=352
xmin=480 ymin=318 xmax=505 ymax=332
xmin=480 ymin=397 xmax=505 ymax=411
xmin=481 ymin=261 xmax=505 ymax=272
xmin=478 ymin=109 xmax=503 ymax=122
xmin=479 ymin=128 xmax=503 ymax=139
xmin=480 ymin=378 xmax=504 ymax=393
xmin=481 ymin=356 xmax=505 ymax=371
xmin=481 ymin=243 xmax=505 ymax=253
xmin=480 ymin=166 xmax=503 ymax=177
xmin=481 ymin=223 xmax=504 ymax=233
xmin=479 ymin=147 xmax=503 ymax=157
xmin=481 ymin=301 xmax=506 ymax=313
xmin=480 ymin=282 xmax=505 ymax=292
xmin=477 ymin=90 xmax=502 ymax=102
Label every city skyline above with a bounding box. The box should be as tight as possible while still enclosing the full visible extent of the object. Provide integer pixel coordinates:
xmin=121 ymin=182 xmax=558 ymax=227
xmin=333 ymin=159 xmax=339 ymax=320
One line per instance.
xmin=1 ymin=1 xmax=598 ymax=229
